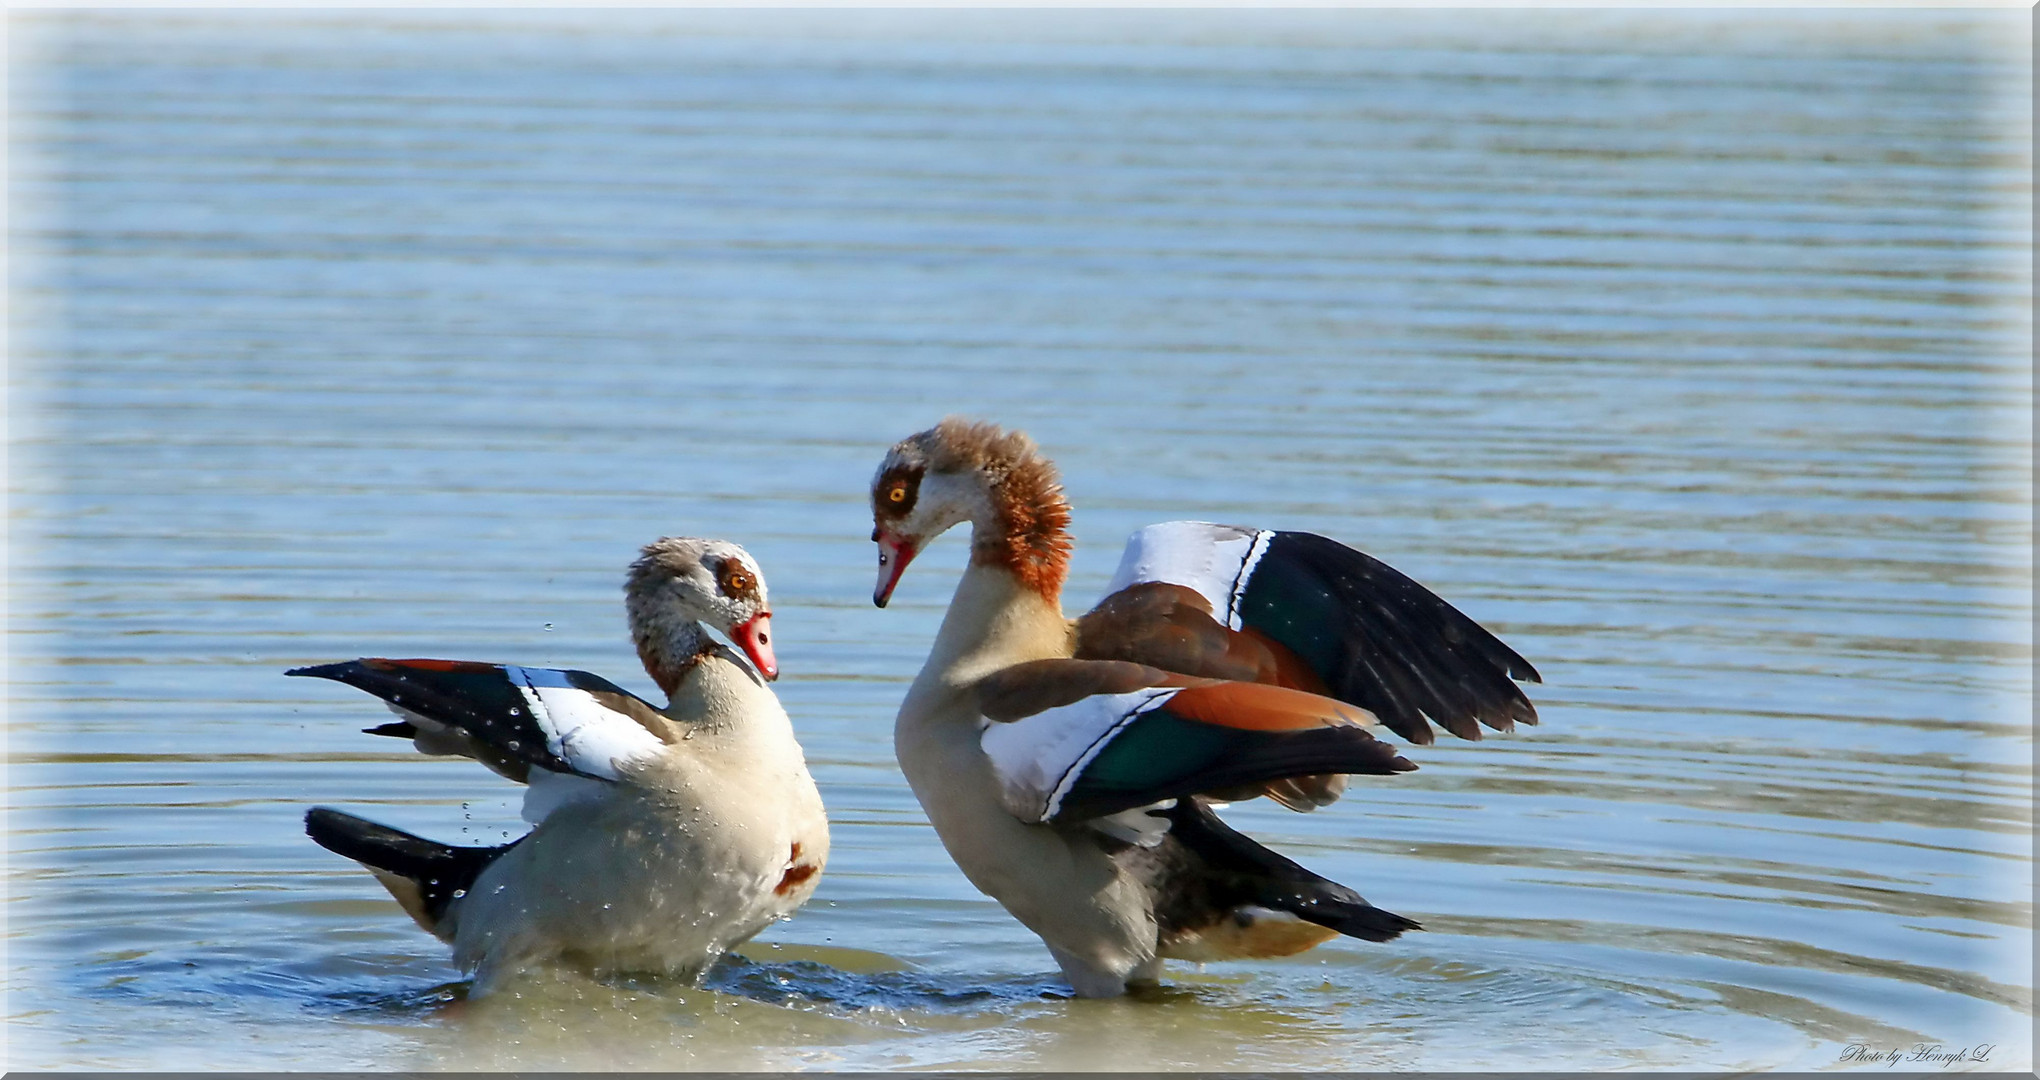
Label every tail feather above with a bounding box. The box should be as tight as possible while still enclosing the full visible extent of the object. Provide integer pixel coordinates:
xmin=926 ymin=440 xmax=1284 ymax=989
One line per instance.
xmin=1279 ymin=887 xmax=1424 ymax=942
xmin=1167 ymin=798 xmax=1420 ymax=943
xmin=305 ymin=807 xmax=518 ymax=936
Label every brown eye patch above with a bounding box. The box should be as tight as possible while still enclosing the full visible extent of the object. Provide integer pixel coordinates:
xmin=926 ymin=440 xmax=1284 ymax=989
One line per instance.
xmin=874 ymin=464 xmax=923 ymax=521
xmin=714 ymin=559 xmax=760 ymax=603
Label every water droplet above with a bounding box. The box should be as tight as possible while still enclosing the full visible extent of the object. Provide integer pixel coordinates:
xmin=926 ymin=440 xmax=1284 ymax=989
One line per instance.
xmin=543 ymin=623 xmax=554 ymax=631
xmin=452 ymin=888 xmax=466 ymax=899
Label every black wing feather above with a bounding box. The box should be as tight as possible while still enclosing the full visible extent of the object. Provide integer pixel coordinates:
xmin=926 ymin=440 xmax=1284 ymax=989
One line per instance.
xmin=1243 ymin=532 xmax=1540 ymax=744
xmin=287 ymin=658 xmax=646 ymax=780
xmin=305 ymin=807 xmax=518 ymax=929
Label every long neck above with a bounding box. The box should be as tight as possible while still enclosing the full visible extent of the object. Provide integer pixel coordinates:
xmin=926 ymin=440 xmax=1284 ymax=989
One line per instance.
xmin=633 ymin=614 xmax=712 ymax=700
xmin=919 ymin=525 xmax=1073 ymax=689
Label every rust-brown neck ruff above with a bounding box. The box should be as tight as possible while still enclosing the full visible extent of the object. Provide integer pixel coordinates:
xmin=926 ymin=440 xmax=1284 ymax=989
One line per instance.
xmin=928 ymin=418 xmax=1073 ymax=604
xmin=975 ymin=452 xmax=1072 ymax=604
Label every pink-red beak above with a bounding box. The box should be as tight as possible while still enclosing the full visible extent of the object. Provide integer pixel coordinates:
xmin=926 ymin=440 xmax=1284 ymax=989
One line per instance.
xmin=732 ymin=612 xmax=778 ymax=681
xmin=873 ymin=533 xmax=918 ymax=608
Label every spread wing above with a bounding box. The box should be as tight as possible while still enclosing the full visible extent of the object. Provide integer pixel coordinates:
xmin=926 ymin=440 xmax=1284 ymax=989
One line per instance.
xmin=1076 ymin=521 xmax=1540 ymax=745
xmin=288 ymin=658 xmax=675 ymax=784
xmin=974 ymin=659 xmax=1414 ymax=837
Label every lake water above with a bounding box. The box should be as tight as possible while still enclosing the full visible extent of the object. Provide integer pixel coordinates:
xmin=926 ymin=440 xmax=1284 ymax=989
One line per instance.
xmin=7 ymin=9 xmax=2032 ymax=1072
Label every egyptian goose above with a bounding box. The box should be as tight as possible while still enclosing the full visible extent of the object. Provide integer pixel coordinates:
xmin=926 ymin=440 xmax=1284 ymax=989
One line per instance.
xmin=295 ymin=537 xmax=828 ymax=995
xmin=869 ymin=418 xmax=1540 ymax=997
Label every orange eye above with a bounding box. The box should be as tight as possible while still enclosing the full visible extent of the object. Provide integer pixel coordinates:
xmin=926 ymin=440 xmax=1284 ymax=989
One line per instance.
xmin=887 ymin=487 xmax=906 ymax=503
xmin=722 ymin=570 xmax=752 ymax=594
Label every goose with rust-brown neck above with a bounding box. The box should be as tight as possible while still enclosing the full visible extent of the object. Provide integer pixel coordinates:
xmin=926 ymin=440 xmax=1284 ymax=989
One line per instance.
xmin=875 ymin=420 xmax=1169 ymax=998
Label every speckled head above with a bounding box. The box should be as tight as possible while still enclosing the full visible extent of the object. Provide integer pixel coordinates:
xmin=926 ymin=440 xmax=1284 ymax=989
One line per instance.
xmin=626 ymin=537 xmax=776 ymax=683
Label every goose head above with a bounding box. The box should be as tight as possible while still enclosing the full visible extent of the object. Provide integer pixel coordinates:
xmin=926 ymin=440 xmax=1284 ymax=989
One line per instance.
xmin=626 ymin=537 xmax=777 ymax=682
xmin=870 ymin=418 xmax=1070 ymax=607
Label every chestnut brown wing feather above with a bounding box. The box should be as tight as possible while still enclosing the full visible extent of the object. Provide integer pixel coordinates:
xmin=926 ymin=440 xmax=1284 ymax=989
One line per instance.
xmin=1074 ymin=583 xmax=1268 ymax=682
xmin=1073 ymin=582 xmax=1347 ymax=810
xmin=975 ymin=658 xmax=1179 ymax=722
xmin=1075 ymin=582 xmax=1331 ymax=695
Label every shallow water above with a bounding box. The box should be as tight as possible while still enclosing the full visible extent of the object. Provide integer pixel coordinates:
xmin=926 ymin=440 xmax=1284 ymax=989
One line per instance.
xmin=6 ymin=9 xmax=2032 ymax=1072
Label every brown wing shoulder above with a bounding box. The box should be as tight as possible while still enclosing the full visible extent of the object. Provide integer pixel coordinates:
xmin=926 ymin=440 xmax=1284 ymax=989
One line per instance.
xmin=1075 ymin=581 xmax=1326 ymax=694
xmin=582 ymin=688 xmax=682 ymax=744
xmin=974 ymin=658 xmax=1177 ymax=722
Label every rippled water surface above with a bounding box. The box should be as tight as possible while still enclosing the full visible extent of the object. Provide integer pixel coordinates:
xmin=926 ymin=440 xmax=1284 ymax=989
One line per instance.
xmin=8 ymin=9 xmax=2032 ymax=1072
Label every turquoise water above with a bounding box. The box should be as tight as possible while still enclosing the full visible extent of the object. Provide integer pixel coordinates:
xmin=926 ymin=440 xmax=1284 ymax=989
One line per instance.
xmin=7 ymin=9 xmax=2031 ymax=1071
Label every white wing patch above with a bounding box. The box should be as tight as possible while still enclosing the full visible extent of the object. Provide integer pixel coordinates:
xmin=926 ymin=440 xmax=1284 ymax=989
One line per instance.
xmin=520 ymin=767 xmax=612 ymax=825
xmin=1107 ymin=521 xmax=1274 ymax=630
xmin=979 ymin=687 xmax=1179 ymax=823
xmin=382 ymin=702 xmax=478 ymax=760
xmin=1090 ymin=800 xmax=1178 ymax=847
xmin=503 ymin=665 xmax=665 ymax=781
